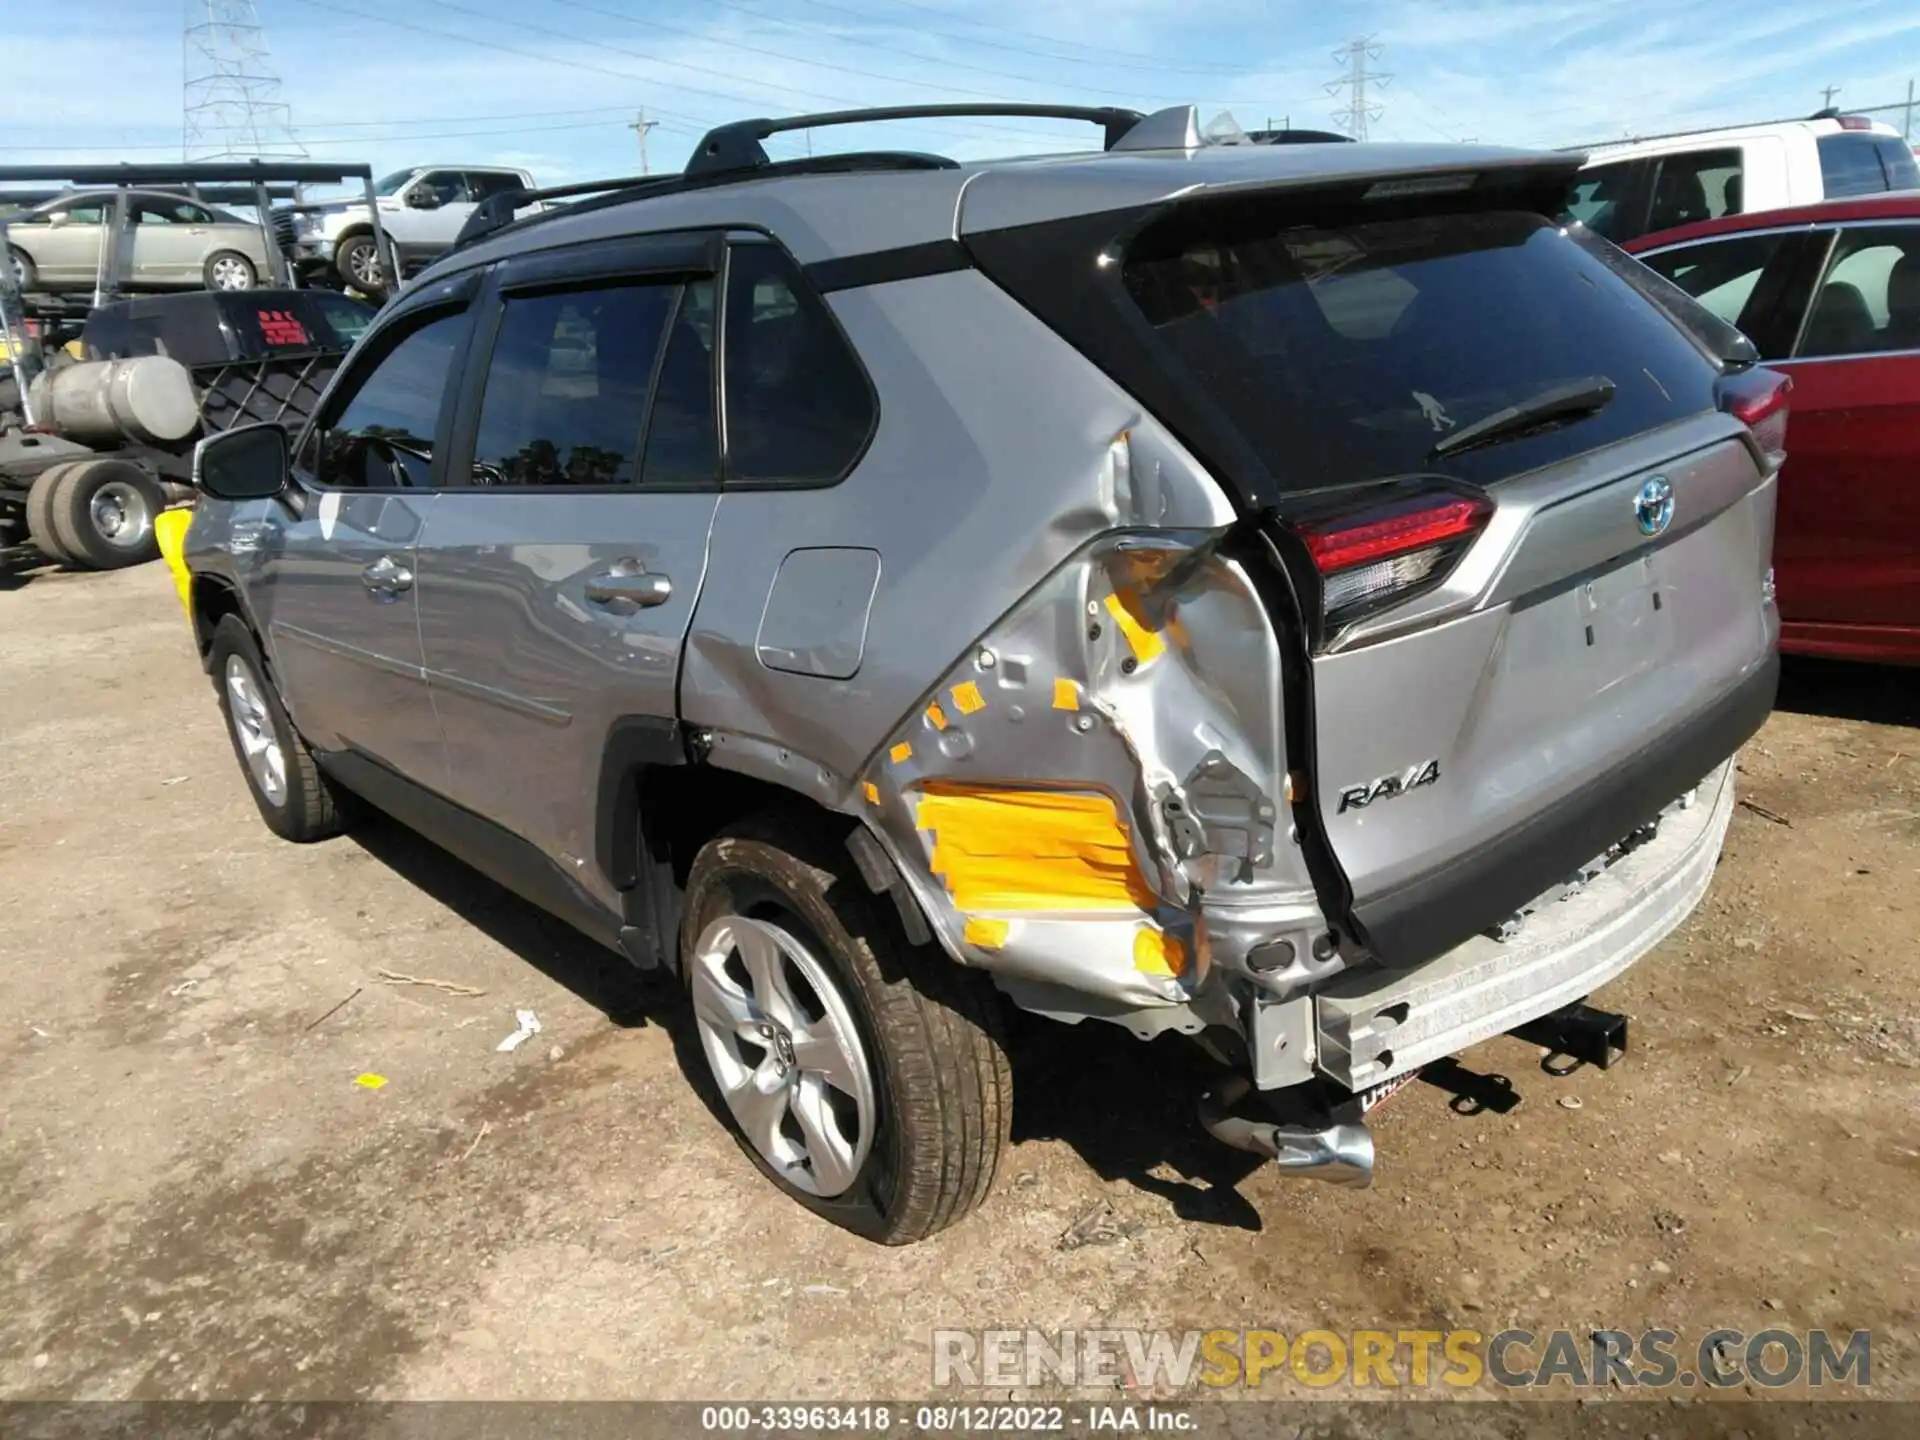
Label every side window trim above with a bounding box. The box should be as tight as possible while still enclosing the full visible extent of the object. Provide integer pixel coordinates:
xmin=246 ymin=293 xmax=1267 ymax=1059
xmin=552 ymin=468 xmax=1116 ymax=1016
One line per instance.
xmin=442 ymin=238 xmax=724 ymax=493
xmin=294 ymin=281 xmax=481 ymax=494
xmin=442 ymin=265 xmax=506 ymax=494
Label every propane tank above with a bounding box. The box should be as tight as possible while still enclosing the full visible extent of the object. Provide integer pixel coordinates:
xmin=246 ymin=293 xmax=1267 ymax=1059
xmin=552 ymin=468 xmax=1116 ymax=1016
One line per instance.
xmin=27 ymin=355 xmax=199 ymax=446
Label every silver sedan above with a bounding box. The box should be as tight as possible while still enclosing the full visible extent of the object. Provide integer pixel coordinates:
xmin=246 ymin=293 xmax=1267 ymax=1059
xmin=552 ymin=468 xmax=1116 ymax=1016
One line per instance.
xmin=5 ymin=188 xmax=276 ymax=293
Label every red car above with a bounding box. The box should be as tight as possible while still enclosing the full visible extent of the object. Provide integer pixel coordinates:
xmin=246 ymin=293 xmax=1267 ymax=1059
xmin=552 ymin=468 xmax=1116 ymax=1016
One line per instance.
xmin=1627 ymin=195 xmax=1920 ymax=665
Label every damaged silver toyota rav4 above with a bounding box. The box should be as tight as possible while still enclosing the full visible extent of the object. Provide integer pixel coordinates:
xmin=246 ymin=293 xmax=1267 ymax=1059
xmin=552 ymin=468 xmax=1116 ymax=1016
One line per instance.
xmin=183 ymin=104 xmax=1784 ymax=1243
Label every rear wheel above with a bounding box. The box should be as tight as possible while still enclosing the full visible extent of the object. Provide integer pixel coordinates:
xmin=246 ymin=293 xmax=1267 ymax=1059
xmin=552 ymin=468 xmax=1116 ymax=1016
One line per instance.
xmin=207 ymin=615 xmax=352 ymax=843
xmin=203 ymin=249 xmax=257 ymax=291
xmin=681 ymin=813 xmax=1010 ymax=1244
xmin=46 ymin=458 xmax=161 ymax=569
xmin=25 ymin=462 xmax=80 ymax=564
xmin=334 ymin=233 xmax=384 ymax=296
xmin=7 ymin=246 xmax=34 ymax=291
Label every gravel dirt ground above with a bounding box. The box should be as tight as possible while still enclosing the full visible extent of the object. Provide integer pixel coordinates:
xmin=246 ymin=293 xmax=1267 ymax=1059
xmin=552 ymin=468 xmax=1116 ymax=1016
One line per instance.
xmin=1 ymin=556 xmax=1915 ymax=1409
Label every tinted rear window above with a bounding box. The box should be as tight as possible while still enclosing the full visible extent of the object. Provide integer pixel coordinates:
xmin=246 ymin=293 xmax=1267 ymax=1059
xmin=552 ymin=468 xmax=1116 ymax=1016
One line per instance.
xmin=1877 ymin=137 xmax=1920 ymax=191
xmin=1122 ymin=209 xmax=1719 ymax=492
xmin=1819 ymin=133 xmax=1907 ymax=198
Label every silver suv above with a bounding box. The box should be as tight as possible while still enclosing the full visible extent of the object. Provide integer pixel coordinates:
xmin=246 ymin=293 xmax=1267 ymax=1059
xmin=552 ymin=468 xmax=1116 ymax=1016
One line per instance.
xmin=183 ymin=104 xmax=1785 ymax=1244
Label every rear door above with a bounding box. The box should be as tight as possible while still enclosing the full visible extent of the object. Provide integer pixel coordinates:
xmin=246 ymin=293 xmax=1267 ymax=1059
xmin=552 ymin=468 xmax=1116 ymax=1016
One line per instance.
xmin=256 ymin=273 xmax=477 ymax=787
xmin=129 ymin=196 xmax=209 ymax=285
xmin=1114 ymin=196 xmax=1778 ymax=968
xmin=1768 ymin=221 xmax=1920 ymax=633
xmin=410 ymin=232 xmax=722 ymax=904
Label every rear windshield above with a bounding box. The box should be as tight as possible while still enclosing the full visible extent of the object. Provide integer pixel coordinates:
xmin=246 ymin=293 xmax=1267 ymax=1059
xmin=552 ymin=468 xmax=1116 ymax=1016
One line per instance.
xmin=1818 ymin=133 xmax=1920 ymax=198
xmin=1122 ymin=208 xmax=1720 ymax=493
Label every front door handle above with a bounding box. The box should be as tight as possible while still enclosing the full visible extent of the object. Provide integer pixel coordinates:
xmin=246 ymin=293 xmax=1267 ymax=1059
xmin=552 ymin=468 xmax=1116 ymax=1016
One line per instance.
xmin=585 ymin=568 xmax=672 ymax=609
xmin=362 ymin=554 xmax=413 ymax=597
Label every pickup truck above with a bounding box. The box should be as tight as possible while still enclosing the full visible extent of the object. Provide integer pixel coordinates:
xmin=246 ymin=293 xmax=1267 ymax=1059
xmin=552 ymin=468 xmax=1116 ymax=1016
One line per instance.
xmin=274 ymin=166 xmax=536 ymax=295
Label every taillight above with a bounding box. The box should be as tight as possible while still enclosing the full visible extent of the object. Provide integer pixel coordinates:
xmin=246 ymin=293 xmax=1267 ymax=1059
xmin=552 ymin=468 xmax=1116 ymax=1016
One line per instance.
xmin=1288 ymin=487 xmax=1494 ymax=627
xmin=1717 ymin=366 xmax=1791 ymax=471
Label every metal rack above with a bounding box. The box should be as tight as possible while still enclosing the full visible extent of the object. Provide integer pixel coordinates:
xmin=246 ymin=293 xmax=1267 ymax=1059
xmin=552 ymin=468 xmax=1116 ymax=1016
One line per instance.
xmin=0 ymin=160 xmax=393 ymax=428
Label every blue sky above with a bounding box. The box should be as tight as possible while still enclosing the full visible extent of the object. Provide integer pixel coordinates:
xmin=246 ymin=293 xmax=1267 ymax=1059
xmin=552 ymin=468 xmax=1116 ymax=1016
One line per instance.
xmin=5 ymin=0 xmax=1919 ymax=189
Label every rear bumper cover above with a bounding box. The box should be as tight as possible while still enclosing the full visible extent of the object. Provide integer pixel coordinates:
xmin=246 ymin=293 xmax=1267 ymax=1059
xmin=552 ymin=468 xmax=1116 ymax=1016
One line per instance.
xmin=1313 ymin=753 xmax=1737 ymax=1091
xmin=1349 ymin=653 xmax=1778 ymax=968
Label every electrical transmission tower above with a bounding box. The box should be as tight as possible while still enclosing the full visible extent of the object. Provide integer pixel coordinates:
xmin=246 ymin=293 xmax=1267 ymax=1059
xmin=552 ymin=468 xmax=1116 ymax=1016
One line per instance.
xmin=183 ymin=0 xmax=306 ymax=161
xmin=1327 ymin=36 xmax=1390 ymax=141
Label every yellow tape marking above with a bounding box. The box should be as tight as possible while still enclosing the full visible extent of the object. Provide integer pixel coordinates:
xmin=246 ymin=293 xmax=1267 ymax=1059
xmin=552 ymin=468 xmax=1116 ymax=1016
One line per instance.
xmin=890 ymin=741 xmax=913 ymax=765
xmin=926 ymin=701 xmax=949 ymax=731
xmin=950 ymin=680 xmax=986 ymax=715
xmin=155 ymin=508 xmax=195 ymax=622
xmin=963 ymin=917 xmax=1011 ymax=949
xmin=353 ymin=1073 xmax=389 ymax=1091
xmin=915 ymin=784 xmax=1156 ymax=912
xmin=1133 ymin=928 xmax=1189 ymax=978
xmin=1103 ymin=591 xmax=1166 ymax=665
xmin=1052 ymin=677 xmax=1080 ymax=711
xmin=863 ymin=782 xmax=880 ymax=805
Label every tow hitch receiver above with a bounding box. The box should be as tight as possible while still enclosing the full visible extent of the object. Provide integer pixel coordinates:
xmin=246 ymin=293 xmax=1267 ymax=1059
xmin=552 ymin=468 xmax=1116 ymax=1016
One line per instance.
xmin=1510 ymin=1000 xmax=1629 ymax=1074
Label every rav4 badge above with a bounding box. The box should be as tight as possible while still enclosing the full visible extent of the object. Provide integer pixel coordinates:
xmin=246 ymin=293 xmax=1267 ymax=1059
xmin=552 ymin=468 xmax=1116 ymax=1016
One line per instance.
xmin=1338 ymin=760 xmax=1441 ymax=814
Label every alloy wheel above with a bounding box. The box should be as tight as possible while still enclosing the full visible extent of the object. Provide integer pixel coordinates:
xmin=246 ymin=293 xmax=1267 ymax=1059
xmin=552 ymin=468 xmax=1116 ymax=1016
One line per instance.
xmin=224 ymin=654 xmax=288 ymax=807
xmin=689 ymin=914 xmax=877 ymax=1197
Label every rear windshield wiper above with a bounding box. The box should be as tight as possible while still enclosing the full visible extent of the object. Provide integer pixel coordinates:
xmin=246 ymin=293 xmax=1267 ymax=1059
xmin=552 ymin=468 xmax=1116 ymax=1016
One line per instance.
xmin=1430 ymin=376 xmax=1616 ymax=460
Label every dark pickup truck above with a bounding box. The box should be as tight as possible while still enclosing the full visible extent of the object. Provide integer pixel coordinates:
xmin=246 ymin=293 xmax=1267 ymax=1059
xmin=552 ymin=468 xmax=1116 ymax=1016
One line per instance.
xmin=1 ymin=287 xmax=373 ymax=568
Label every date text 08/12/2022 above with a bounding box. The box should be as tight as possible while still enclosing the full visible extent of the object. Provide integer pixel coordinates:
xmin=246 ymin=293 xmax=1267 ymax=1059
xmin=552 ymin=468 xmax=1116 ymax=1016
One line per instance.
xmin=700 ymin=1406 xmax=1193 ymax=1433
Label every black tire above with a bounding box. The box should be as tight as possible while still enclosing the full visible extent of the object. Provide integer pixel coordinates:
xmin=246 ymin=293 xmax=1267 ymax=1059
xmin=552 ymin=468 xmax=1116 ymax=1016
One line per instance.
xmin=7 ymin=245 xmax=34 ymax=292
xmin=202 ymin=249 xmax=257 ymax=291
xmin=46 ymin=458 xmax=162 ymax=569
xmin=207 ymin=615 xmax=352 ymax=843
xmin=334 ymin=232 xmax=385 ymax=296
xmin=680 ymin=812 xmax=1010 ymax=1245
xmin=25 ymin=461 xmax=80 ymax=564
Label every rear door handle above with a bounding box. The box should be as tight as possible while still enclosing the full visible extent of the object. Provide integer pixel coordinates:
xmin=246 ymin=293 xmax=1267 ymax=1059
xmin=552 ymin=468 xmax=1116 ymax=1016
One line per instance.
xmin=362 ymin=554 xmax=413 ymax=597
xmin=585 ymin=568 xmax=672 ymax=609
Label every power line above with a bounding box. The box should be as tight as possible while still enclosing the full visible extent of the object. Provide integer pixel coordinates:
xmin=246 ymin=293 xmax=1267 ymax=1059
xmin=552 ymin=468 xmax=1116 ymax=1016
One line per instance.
xmin=527 ymin=0 xmax=1289 ymax=110
xmin=1327 ymin=35 xmax=1388 ymax=141
xmin=816 ymin=0 xmax=1281 ymax=74
xmin=673 ymin=0 xmax=1320 ymax=85
xmin=279 ymin=0 xmax=1082 ymax=151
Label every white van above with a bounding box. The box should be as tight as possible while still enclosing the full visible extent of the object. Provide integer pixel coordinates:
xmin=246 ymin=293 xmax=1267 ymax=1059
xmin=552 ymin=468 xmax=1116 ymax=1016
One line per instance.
xmin=1567 ymin=112 xmax=1920 ymax=245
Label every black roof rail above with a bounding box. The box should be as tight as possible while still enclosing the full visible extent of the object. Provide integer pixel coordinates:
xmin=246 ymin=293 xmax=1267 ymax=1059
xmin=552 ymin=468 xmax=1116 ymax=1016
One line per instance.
xmin=686 ymin=104 xmax=1145 ymax=175
xmin=452 ymin=148 xmax=966 ymax=253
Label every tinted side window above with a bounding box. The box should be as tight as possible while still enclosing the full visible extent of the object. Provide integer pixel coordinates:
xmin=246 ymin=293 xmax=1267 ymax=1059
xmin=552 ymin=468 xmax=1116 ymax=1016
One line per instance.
xmin=1798 ymin=224 xmax=1920 ymax=357
xmin=1646 ymin=149 xmax=1742 ymax=234
xmin=1565 ymin=160 xmax=1644 ymax=242
xmin=465 ymin=172 xmax=524 ymax=202
xmin=414 ymin=172 xmax=470 ymax=206
xmin=469 ymin=283 xmax=676 ymax=487
xmin=1818 ymin=133 xmax=1894 ymax=198
xmin=308 ymin=310 xmax=469 ymax=489
xmin=722 ymin=244 xmax=874 ymax=484
xmin=51 ymin=200 xmax=106 ymax=225
xmin=1640 ymin=231 xmax=1791 ymax=328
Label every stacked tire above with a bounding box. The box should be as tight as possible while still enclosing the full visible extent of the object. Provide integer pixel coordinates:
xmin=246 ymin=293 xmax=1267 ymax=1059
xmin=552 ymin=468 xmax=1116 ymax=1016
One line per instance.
xmin=25 ymin=458 xmax=164 ymax=569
